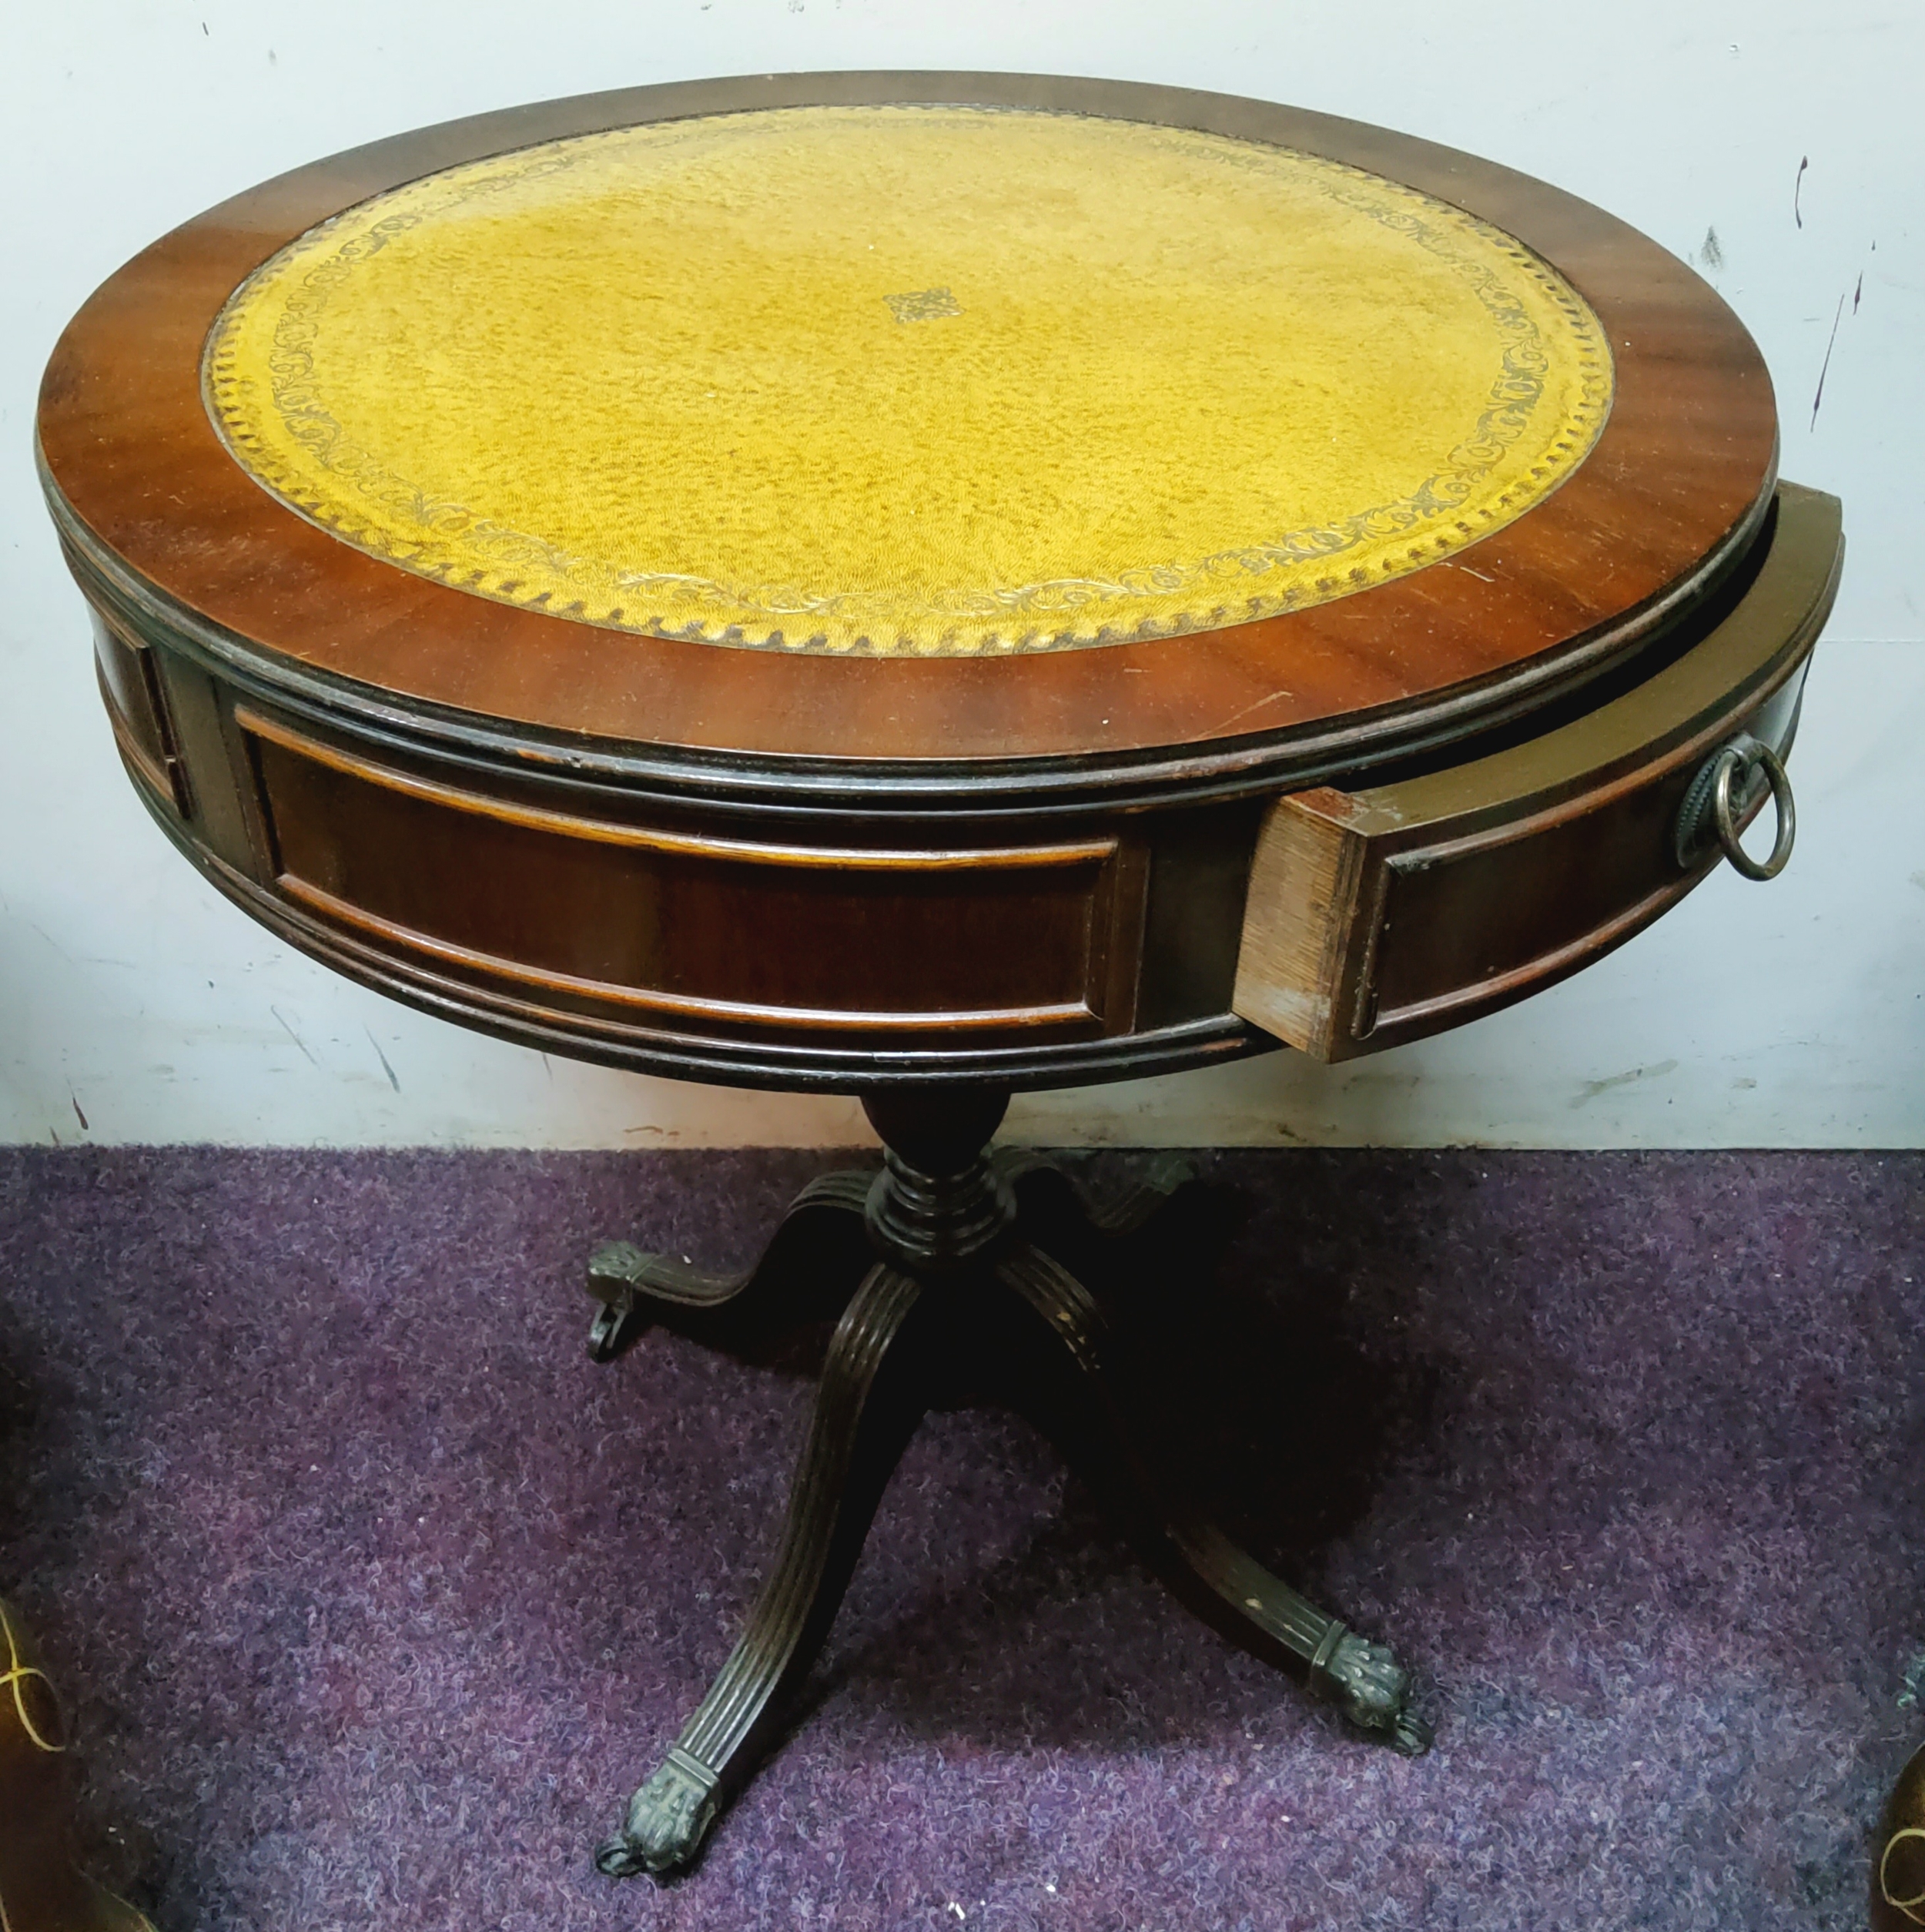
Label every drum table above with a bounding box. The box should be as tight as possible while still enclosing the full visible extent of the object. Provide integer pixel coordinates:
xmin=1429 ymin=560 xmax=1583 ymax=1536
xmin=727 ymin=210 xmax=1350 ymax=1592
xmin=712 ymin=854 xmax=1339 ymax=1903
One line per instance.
xmin=39 ymin=73 xmax=1839 ymax=1877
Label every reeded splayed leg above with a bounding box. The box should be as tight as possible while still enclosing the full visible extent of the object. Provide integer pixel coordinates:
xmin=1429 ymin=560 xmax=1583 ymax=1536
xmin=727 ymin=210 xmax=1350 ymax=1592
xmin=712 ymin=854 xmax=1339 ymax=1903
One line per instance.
xmin=993 ymin=1241 xmax=1432 ymax=1756
xmin=594 ymin=1263 xmax=939 ymax=1877
xmin=591 ymin=1083 xmax=1428 ymax=1885
xmin=584 ymin=1168 xmax=875 ymax=1361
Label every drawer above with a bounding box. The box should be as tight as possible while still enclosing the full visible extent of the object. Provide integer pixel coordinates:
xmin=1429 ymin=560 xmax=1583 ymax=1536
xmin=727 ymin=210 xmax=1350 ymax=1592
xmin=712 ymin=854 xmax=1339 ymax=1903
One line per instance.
xmin=92 ymin=611 xmax=189 ymax=815
xmin=231 ymin=708 xmax=1149 ymax=1043
xmin=1233 ymin=481 xmax=1843 ymax=1062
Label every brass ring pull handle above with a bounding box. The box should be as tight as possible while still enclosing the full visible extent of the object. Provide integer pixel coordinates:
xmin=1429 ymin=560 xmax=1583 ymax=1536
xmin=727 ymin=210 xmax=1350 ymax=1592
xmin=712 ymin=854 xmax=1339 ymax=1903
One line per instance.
xmin=1674 ymin=732 xmax=1796 ymax=880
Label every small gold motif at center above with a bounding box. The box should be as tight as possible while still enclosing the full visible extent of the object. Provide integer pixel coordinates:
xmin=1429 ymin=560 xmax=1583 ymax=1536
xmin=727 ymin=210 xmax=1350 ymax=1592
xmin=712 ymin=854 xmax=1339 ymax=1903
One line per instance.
xmin=886 ymin=287 xmax=962 ymax=323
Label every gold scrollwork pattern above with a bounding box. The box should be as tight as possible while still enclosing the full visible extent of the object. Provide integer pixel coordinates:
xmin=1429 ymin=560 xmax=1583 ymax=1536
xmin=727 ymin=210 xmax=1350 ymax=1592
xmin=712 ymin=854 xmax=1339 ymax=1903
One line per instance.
xmin=205 ymin=106 xmax=1614 ymax=657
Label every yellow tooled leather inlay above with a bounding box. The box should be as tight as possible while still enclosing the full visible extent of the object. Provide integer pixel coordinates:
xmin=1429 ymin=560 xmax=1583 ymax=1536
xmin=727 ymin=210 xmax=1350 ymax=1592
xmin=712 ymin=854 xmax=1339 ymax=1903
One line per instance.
xmin=205 ymin=105 xmax=1614 ymax=656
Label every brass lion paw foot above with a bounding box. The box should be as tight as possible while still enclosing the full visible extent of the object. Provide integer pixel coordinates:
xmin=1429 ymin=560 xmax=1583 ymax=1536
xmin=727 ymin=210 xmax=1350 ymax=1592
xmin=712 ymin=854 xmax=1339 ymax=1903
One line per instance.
xmin=593 ymin=1750 xmax=721 ymax=1879
xmin=1310 ymin=1626 xmax=1433 ymax=1756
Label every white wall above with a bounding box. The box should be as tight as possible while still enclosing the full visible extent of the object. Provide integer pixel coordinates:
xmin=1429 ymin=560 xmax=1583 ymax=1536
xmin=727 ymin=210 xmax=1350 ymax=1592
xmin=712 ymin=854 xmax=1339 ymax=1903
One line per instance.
xmin=2 ymin=2 xmax=1920 ymax=1149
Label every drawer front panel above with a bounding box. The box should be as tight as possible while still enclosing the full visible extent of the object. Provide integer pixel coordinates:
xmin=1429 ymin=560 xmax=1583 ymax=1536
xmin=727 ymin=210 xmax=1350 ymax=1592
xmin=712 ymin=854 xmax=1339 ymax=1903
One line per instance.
xmin=92 ymin=612 xmax=188 ymax=814
xmin=1234 ymin=483 xmax=1842 ymax=1062
xmin=1365 ymin=670 xmax=1803 ymax=1037
xmin=239 ymin=712 xmax=1143 ymax=1040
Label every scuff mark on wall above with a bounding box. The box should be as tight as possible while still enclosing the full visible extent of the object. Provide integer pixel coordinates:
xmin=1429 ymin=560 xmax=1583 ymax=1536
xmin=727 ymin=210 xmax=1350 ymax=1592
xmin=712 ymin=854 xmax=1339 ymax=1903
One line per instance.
xmin=1810 ymin=290 xmax=1847 ymax=429
xmin=365 ymin=1026 xmax=400 ymax=1093
xmin=1573 ymin=1060 xmax=1679 ymax=1107
xmin=270 ymin=1005 xmax=319 ymax=1068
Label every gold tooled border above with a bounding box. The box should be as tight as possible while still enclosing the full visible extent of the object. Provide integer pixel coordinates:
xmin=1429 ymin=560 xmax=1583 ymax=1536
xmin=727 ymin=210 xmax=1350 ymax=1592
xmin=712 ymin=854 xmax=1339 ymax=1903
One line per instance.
xmin=203 ymin=105 xmax=1614 ymax=658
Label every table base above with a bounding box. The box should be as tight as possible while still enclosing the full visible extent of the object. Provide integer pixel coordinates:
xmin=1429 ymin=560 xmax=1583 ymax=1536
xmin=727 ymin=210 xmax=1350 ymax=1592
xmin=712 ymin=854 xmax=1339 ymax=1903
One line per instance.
xmin=584 ymin=1092 xmax=1430 ymax=1879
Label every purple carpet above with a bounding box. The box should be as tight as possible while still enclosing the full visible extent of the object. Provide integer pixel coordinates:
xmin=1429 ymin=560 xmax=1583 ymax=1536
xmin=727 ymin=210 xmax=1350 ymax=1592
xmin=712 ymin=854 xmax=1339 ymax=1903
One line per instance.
xmin=2 ymin=1147 xmax=1920 ymax=1930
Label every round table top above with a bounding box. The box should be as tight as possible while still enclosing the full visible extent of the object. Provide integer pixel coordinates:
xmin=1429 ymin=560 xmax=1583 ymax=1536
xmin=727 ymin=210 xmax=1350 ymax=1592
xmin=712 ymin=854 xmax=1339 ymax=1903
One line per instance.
xmin=40 ymin=72 xmax=1778 ymax=813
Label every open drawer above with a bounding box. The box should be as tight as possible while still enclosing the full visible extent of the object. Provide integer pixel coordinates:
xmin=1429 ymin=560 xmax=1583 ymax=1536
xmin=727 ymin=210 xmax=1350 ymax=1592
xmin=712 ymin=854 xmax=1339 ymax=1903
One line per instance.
xmin=1233 ymin=480 xmax=1843 ymax=1062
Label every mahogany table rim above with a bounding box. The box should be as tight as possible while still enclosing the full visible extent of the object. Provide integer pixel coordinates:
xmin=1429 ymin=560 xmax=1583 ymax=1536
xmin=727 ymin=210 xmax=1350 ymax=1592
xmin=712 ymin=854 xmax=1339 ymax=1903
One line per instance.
xmin=45 ymin=468 xmax=1778 ymax=825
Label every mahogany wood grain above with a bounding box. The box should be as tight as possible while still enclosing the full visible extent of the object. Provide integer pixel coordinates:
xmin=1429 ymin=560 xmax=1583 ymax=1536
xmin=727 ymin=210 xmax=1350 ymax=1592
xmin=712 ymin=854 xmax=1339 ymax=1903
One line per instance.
xmin=240 ymin=708 xmax=1143 ymax=1040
